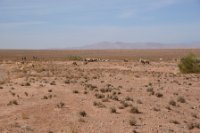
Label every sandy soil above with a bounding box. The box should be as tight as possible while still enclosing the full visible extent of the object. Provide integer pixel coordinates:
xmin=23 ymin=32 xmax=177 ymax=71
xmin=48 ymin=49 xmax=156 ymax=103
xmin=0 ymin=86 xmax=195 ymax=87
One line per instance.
xmin=0 ymin=49 xmax=200 ymax=61
xmin=0 ymin=60 xmax=199 ymax=133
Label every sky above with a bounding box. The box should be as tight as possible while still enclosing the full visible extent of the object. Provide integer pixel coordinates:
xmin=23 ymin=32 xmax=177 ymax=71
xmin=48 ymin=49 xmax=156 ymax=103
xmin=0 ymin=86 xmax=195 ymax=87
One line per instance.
xmin=0 ymin=0 xmax=200 ymax=49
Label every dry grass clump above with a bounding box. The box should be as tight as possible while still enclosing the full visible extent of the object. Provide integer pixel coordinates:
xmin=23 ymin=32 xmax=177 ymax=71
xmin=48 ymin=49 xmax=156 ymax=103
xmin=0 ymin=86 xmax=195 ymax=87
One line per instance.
xmin=152 ymin=107 xmax=160 ymax=112
xmin=42 ymin=95 xmax=55 ymax=100
xmin=24 ymin=92 xmax=28 ymax=96
xmin=93 ymin=101 xmax=106 ymax=108
xmin=177 ymin=96 xmax=186 ymax=103
xmin=79 ymin=111 xmax=87 ymax=117
xmin=84 ymin=91 xmax=88 ymax=94
xmin=95 ymin=93 xmax=105 ymax=99
xmin=129 ymin=117 xmax=137 ymax=126
xmin=146 ymin=87 xmax=154 ymax=95
xmin=110 ymin=107 xmax=117 ymax=113
xmin=169 ymin=120 xmax=180 ymax=124
xmin=9 ymin=91 xmax=16 ymax=96
xmin=85 ymin=84 xmax=97 ymax=91
xmin=120 ymin=100 xmax=131 ymax=108
xmin=42 ymin=95 xmax=48 ymax=99
xmin=72 ymin=62 xmax=78 ymax=65
xmin=21 ymin=113 xmax=29 ymax=120
xmin=7 ymin=100 xmax=18 ymax=106
xmin=130 ymin=106 xmax=140 ymax=114
xmin=100 ymin=88 xmax=112 ymax=93
xmin=64 ymin=80 xmax=70 ymax=84
xmin=50 ymin=81 xmax=56 ymax=85
xmin=169 ymin=100 xmax=176 ymax=106
xmin=191 ymin=113 xmax=198 ymax=119
xmin=21 ymin=82 xmax=31 ymax=86
xmin=48 ymin=89 xmax=52 ymax=93
xmin=109 ymin=95 xmax=119 ymax=101
xmin=56 ymin=102 xmax=65 ymax=108
xmin=136 ymin=99 xmax=143 ymax=104
xmin=155 ymin=92 xmax=163 ymax=98
xmin=187 ymin=122 xmax=200 ymax=130
xmin=102 ymin=98 xmax=109 ymax=102
xmin=125 ymin=96 xmax=133 ymax=101
xmin=73 ymin=90 xmax=79 ymax=94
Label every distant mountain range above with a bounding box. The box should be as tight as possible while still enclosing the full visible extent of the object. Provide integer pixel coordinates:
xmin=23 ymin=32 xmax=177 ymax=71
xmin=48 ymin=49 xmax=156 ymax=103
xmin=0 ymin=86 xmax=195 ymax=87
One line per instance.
xmin=73 ymin=42 xmax=200 ymax=49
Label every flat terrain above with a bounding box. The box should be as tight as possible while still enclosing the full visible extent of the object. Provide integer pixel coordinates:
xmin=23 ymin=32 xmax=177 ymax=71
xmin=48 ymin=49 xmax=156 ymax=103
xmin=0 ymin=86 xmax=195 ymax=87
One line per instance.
xmin=0 ymin=50 xmax=200 ymax=133
xmin=0 ymin=49 xmax=200 ymax=61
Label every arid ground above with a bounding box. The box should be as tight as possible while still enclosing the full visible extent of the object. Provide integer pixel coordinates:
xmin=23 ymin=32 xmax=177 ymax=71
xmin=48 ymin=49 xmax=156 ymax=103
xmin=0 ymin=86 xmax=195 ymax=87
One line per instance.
xmin=1 ymin=49 xmax=200 ymax=61
xmin=0 ymin=49 xmax=200 ymax=133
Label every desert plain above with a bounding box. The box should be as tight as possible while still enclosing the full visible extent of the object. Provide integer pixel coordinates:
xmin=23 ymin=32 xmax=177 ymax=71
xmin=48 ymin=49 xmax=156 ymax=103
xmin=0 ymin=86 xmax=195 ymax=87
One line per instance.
xmin=0 ymin=49 xmax=200 ymax=133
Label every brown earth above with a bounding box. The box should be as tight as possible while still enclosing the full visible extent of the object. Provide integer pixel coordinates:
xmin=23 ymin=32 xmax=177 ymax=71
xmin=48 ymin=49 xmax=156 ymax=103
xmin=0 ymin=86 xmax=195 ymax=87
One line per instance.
xmin=0 ymin=50 xmax=200 ymax=133
xmin=0 ymin=49 xmax=200 ymax=61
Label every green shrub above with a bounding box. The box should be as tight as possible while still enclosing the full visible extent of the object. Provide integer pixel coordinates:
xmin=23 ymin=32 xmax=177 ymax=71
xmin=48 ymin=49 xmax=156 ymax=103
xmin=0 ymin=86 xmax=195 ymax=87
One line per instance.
xmin=178 ymin=54 xmax=200 ymax=73
xmin=66 ymin=56 xmax=82 ymax=61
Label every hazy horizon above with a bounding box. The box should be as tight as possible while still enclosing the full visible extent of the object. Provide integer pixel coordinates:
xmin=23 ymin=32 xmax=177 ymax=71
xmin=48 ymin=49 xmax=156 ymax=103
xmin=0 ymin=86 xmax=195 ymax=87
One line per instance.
xmin=1 ymin=0 xmax=200 ymax=49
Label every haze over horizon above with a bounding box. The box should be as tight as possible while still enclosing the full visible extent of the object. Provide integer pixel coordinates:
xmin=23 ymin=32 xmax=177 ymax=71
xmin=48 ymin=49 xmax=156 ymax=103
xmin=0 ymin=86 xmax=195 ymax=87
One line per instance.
xmin=0 ymin=0 xmax=200 ymax=49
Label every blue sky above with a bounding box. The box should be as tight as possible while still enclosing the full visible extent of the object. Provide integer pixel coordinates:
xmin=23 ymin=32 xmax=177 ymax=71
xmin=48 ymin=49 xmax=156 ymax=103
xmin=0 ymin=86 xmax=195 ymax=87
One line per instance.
xmin=0 ymin=0 xmax=200 ymax=49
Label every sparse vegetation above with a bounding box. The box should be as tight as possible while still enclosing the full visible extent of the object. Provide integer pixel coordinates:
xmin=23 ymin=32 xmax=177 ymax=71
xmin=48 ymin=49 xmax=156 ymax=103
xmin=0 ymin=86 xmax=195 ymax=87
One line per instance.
xmin=93 ymin=101 xmax=106 ymax=108
xmin=125 ymin=96 xmax=133 ymax=101
xmin=155 ymin=92 xmax=163 ymax=98
xmin=130 ymin=106 xmax=140 ymax=114
xmin=64 ymin=80 xmax=70 ymax=84
xmin=57 ymin=102 xmax=65 ymax=108
xmin=120 ymin=101 xmax=130 ymax=108
xmin=110 ymin=107 xmax=117 ymax=113
xmin=169 ymin=120 xmax=180 ymax=124
xmin=84 ymin=91 xmax=88 ymax=94
xmin=191 ymin=113 xmax=198 ymax=119
xmin=73 ymin=90 xmax=79 ymax=94
xmin=102 ymin=98 xmax=109 ymax=102
xmin=169 ymin=100 xmax=176 ymax=106
xmin=24 ymin=92 xmax=28 ymax=96
xmin=147 ymin=87 xmax=154 ymax=95
xmin=1 ymin=50 xmax=200 ymax=132
xmin=7 ymin=100 xmax=18 ymax=106
xmin=50 ymin=81 xmax=56 ymax=85
xmin=48 ymin=89 xmax=52 ymax=92
xmin=136 ymin=99 xmax=143 ymax=104
xmin=95 ymin=93 xmax=105 ymax=99
xmin=153 ymin=107 xmax=160 ymax=112
xmin=177 ymin=96 xmax=186 ymax=103
xmin=86 ymin=84 xmax=97 ymax=91
xmin=21 ymin=113 xmax=29 ymax=119
xmin=9 ymin=91 xmax=16 ymax=96
xmin=42 ymin=95 xmax=48 ymax=99
xmin=21 ymin=82 xmax=31 ymax=86
xmin=129 ymin=117 xmax=137 ymax=126
xmin=187 ymin=122 xmax=200 ymax=130
xmin=79 ymin=111 xmax=87 ymax=117
xmin=66 ymin=56 xmax=82 ymax=61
